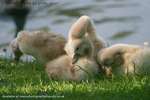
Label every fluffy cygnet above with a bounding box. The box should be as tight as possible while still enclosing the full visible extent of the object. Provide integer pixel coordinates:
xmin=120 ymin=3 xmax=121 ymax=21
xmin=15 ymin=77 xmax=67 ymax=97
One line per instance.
xmin=97 ymin=44 xmax=150 ymax=76
xmin=10 ymin=31 xmax=66 ymax=63
xmin=46 ymin=17 xmax=99 ymax=81
xmin=46 ymin=42 xmax=99 ymax=81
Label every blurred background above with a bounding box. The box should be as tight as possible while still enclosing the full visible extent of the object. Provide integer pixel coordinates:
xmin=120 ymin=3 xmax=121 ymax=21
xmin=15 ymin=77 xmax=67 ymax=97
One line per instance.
xmin=0 ymin=0 xmax=150 ymax=59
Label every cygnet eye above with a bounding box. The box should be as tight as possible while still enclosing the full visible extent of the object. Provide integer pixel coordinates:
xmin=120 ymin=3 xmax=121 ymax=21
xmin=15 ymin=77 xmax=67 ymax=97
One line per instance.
xmin=76 ymin=47 xmax=80 ymax=51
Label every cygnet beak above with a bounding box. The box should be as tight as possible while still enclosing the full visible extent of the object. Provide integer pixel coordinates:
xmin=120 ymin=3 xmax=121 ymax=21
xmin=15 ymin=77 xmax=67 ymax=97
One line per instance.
xmin=72 ymin=54 xmax=79 ymax=64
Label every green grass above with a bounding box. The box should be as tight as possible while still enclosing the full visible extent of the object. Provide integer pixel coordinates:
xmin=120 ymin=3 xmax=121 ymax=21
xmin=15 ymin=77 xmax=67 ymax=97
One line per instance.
xmin=0 ymin=59 xmax=150 ymax=100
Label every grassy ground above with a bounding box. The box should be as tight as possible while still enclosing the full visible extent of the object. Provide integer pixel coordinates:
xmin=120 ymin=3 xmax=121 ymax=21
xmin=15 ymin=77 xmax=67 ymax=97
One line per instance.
xmin=0 ymin=59 xmax=150 ymax=100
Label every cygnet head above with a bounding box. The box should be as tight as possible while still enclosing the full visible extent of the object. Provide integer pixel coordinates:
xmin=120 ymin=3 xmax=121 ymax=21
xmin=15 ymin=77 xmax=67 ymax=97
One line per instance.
xmin=65 ymin=37 xmax=93 ymax=64
xmin=98 ymin=47 xmax=124 ymax=68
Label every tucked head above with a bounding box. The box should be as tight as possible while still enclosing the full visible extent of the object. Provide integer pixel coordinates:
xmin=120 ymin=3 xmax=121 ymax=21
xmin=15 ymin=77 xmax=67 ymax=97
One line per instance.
xmin=98 ymin=48 xmax=124 ymax=68
xmin=65 ymin=37 xmax=93 ymax=64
